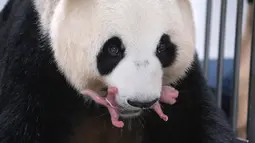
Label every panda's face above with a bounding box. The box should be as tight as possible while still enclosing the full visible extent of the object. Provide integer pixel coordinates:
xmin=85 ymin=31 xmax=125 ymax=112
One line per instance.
xmin=97 ymin=34 xmax=177 ymax=116
xmin=40 ymin=0 xmax=195 ymax=117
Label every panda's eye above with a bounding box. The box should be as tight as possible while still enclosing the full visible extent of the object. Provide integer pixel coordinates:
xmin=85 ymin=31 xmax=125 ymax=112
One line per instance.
xmin=156 ymin=34 xmax=177 ymax=68
xmin=157 ymin=43 xmax=166 ymax=54
xmin=108 ymin=45 xmax=120 ymax=56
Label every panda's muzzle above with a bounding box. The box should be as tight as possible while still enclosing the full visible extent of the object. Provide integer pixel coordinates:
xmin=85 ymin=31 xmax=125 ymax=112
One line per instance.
xmin=81 ymin=86 xmax=179 ymax=128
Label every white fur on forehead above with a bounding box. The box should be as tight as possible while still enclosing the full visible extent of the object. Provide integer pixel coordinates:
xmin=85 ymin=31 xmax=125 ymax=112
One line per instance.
xmin=33 ymin=0 xmax=195 ymax=91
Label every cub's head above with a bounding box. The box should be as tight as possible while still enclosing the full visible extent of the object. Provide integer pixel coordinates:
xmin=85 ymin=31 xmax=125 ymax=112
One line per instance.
xmin=34 ymin=0 xmax=196 ymax=117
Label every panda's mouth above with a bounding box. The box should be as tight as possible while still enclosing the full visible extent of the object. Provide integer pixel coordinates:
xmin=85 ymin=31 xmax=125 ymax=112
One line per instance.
xmin=81 ymin=86 xmax=178 ymax=128
xmin=100 ymin=87 xmax=143 ymax=117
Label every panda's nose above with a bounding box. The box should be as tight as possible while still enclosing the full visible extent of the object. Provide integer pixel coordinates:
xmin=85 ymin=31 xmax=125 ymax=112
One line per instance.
xmin=127 ymin=98 xmax=159 ymax=108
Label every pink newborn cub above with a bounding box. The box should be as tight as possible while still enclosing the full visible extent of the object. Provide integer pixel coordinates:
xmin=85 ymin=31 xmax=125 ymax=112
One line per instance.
xmin=81 ymin=85 xmax=179 ymax=128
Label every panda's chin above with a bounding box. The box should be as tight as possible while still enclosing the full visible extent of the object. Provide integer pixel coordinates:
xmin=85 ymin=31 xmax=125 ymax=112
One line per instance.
xmin=119 ymin=109 xmax=142 ymax=118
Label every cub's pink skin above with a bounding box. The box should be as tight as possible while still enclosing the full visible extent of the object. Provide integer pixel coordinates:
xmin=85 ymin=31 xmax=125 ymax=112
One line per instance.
xmin=160 ymin=86 xmax=179 ymax=105
xmin=152 ymin=103 xmax=169 ymax=121
xmin=81 ymin=86 xmax=179 ymax=128
xmin=81 ymin=87 xmax=124 ymax=128
xmin=152 ymin=86 xmax=179 ymax=121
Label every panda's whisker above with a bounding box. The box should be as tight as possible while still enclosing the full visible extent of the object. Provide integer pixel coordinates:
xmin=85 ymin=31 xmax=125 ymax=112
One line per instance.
xmin=128 ymin=119 xmax=132 ymax=131
xmin=95 ymin=112 xmax=109 ymax=119
xmin=144 ymin=108 xmax=151 ymax=113
xmin=137 ymin=116 xmax=145 ymax=128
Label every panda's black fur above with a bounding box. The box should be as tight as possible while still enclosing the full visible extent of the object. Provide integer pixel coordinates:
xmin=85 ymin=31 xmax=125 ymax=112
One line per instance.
xmin=0 ymin=0 xmax=235 ymax=143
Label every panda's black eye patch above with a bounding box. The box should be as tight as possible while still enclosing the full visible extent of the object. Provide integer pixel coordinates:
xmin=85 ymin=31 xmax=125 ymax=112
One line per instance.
xmin=156 ymin=34 xmax=177 ymax=68
xmin=97 ymin=36 xmax=125 ymax=75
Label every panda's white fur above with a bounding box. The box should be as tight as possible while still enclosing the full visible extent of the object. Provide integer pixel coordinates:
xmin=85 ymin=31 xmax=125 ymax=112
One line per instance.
xmin=33 ymin=0 xmax=196 ymax=115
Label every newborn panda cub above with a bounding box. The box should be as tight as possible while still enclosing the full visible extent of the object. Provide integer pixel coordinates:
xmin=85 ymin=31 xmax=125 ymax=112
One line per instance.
xmin=82 ymin=81 xmax=179 ymax=127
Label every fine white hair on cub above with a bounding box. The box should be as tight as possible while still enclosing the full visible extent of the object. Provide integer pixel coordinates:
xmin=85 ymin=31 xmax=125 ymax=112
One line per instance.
xmin=33 ymin=0 xmax=196 ymax=113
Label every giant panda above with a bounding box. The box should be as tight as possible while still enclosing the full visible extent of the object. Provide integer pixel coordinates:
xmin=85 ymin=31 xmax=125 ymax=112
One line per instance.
xmin=0 ymin=0 xmax=235 ymax=143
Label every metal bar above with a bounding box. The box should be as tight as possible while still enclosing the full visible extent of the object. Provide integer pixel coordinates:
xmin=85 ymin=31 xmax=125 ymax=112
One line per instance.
xmin=247 ymin=3 xmax=255 ymax=143
xmin=230 ymin=0 xmax=244 ymax=132
xmin=203 ymin=0 xmax=212 ymax=79
xmin=216 ymin=0 xmax=227 ymax=108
